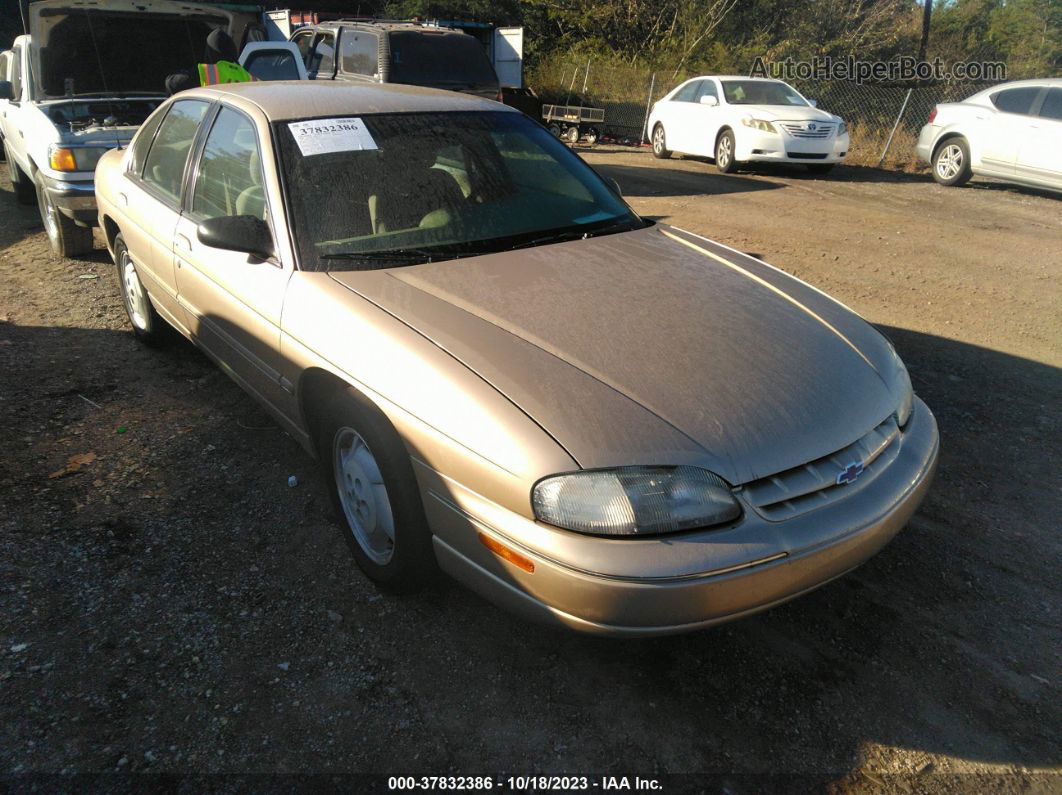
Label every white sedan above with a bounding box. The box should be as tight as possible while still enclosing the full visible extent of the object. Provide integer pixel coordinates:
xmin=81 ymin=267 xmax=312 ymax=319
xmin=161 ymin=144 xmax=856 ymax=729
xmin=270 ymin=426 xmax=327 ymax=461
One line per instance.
xmin=647 ymin=76 xmax=849 ymax=174
xmin=916 ymin=78 xmax=1062 ymax=192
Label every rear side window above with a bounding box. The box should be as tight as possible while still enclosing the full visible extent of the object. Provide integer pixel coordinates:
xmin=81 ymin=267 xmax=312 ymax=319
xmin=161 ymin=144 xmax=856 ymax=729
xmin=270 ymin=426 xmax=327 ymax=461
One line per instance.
xmin=128 ymin=104 xmax=170 ymax=176
xmin=991 ymin=87 xmax=1041 ymax=115
xmin=1037 ymin=88 xmax=1062 ymax=121
xmin=141 ymin=100 xmax=210 ymax=201
xmin=293 ymin=31 xmax=314 ymax=64
xmin=340 ymin=30 xmax=378 ymax=76
xmin=244 ymin=50 xmax=302 ymax=81
xmin=191 ymin=107 xmax=267 ymax=221
xmin=10 ymin=45 xmax=22 ymax=99
xmin=388 ymin=31 xmax=497 ymax=88
xmin=673 ymin=81 xmax=699 ymax=102
xmin=308 ymin=33 xmax=336 ymax=78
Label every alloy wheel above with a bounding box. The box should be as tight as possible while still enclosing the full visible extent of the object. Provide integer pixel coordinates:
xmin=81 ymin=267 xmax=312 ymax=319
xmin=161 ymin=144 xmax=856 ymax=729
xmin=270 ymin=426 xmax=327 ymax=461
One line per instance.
xmin=936 ymin=144 xmax=963 ymax=181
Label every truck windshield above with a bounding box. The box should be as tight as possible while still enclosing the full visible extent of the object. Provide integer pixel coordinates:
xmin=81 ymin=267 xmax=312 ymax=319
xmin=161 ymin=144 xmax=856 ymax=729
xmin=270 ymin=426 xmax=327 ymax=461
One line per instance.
xmin=387 ymin=31 xmax=498 ymax=89
xmin=275 ymin=110 xmax=644 ymax=272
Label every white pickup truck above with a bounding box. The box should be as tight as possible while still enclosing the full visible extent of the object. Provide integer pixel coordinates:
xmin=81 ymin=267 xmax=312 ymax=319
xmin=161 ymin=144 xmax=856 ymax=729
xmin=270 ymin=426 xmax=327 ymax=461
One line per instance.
xmin=0 ymin=0 xmax=262 ymax=257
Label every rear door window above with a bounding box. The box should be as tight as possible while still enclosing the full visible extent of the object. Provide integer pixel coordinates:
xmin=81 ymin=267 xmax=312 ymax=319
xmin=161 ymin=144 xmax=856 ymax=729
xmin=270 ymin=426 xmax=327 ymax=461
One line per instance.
xmin=308 ymin=33 xmax=336 ymax=79
xmin=141 ymin=100 xmax=211 ymax=202
xmin=673 ymin=81 xmax=699 ymax=102
xmin=340 ymin=30 xmax=378 ymax=77
xmin=387 ymin=31 xmax=496 ymax=88
xmin=991 ymin=87 xmax=1042 ymax=116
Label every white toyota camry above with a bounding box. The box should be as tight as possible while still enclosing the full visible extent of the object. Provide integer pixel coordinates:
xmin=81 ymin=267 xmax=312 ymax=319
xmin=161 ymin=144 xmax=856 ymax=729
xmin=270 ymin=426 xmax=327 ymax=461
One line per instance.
xmin=647 ymin=76 xmax=850 ymax=174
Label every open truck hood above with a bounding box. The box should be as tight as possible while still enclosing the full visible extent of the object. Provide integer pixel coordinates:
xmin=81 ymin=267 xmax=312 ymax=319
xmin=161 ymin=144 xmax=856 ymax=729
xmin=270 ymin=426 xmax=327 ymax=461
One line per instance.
xmin=27 ymin=0 xmax=262 ymax=99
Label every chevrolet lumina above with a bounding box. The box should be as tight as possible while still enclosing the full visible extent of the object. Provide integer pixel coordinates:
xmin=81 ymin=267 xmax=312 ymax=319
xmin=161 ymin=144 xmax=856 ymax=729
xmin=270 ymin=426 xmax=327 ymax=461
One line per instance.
xmin=648 ymin=76 xmax=850 ymax=174
xmin=95 ymin=81 xmax=938 ymax=636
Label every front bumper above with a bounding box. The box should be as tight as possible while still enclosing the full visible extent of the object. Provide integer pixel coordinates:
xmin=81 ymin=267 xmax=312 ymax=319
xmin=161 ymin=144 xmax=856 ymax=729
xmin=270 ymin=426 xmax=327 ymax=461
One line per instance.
xmin=42 ymin=174 xmax=98 ymax=226
xmin=421 ymin=397 xmax=939 ymax=636
xmin=737 ymin=129 xmax=850 ymax=165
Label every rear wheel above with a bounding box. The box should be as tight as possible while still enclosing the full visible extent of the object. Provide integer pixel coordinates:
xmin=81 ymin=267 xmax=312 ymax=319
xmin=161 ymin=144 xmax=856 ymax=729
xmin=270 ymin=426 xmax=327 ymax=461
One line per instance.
xmin=35 ymin=171 xmax=93 ymax=258
xmin=6 ymin=144 xmax=36 ymax=205
xmin=932 ymin=138 xmax=972 ymax=187
xmin=651 ymin=124 xmax=671 ymax=159
xmin=115 ymin=233 xmax=167 ymax=345
xmin=317 ymin=387 xmax=436 ymax=592
xmin=715 ymin=129 xmax=738 ymax=173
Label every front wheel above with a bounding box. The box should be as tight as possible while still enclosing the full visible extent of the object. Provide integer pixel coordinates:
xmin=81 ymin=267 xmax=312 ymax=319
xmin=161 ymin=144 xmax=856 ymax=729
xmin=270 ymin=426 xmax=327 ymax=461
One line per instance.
xmin=35 ymin=171 xmax=93 ymax=257
xmin=115 ymin=233 xmax=168 ymax=345
xmin=932 ymin=138 xmax=972 ymax=187
xmin=715 ymin=129 xmax=738 ymax=173
xmin=318 ymin=388 xmax=436 ymax=592
xmin=651 ymin=124 xmax=671 ymax=159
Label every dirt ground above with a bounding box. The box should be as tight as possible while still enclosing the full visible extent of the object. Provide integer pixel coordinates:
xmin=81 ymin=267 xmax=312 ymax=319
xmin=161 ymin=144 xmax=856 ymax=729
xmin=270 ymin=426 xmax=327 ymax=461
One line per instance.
xmin=1 ymin=150 xmax=1059 ymax=792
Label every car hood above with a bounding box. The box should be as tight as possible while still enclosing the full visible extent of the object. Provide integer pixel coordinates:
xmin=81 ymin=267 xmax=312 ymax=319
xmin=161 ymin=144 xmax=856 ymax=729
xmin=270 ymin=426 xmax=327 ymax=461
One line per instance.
xmin=330 ymin=224 xmax=901 ymax=484
xmin=28 ymin=0 xmax=257 ymax=100
xmin=738 ymin=104 xmax=839 ymax=123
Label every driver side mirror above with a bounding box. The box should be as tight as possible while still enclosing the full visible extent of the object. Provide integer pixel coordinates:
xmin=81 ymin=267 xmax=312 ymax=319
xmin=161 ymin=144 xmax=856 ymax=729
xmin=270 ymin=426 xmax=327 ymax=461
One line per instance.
xmin=699 ymin=94 xmax=718 ymax=107
xmin=0 ymin=81 xmax=15 ymax=102
xmin=807 ymin=98 xmax=818 ymax=108
xmin=197 ymin=215 xmax=274 ymax=260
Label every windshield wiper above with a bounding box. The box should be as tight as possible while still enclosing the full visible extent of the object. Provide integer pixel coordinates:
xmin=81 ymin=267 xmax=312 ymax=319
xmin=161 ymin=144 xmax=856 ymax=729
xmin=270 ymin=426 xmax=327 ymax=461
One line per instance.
xmin=508 ymin=220 xmax=637 ymax=252
xmin=320 ymin=247 xmax=479 ymax=264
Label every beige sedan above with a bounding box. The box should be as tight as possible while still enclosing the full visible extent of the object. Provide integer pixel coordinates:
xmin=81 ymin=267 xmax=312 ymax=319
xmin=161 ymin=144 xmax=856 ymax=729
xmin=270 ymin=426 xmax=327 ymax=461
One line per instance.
xmin=95 ymin=81 xmax=938 ymax=636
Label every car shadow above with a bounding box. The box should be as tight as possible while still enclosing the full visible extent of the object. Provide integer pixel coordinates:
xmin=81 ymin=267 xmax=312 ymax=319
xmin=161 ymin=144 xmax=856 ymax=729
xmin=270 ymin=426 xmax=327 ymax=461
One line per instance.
xmin=1 ymin=316 xmax=1058 ymax=781
xmin=592 ymin=162 xmax=785 ymax=198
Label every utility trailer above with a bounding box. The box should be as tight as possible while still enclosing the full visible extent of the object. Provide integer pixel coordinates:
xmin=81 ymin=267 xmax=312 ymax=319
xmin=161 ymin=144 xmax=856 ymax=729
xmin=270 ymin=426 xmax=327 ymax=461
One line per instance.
xmin=542 ymin=104 xmax=605 ymax=145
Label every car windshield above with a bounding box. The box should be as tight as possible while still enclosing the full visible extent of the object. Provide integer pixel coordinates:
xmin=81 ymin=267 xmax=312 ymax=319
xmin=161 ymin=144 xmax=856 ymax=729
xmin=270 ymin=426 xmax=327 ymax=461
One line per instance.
xmin=275 ymin=110 xmax=644 ymax=272
xmin=721 ymin=80 xmax=807 ymax=106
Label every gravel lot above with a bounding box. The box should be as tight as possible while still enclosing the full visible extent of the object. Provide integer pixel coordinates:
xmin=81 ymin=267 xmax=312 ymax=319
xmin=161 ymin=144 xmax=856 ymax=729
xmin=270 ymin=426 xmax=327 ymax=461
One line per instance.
xmin=1 ymin=150 xmax=1059 ymax=791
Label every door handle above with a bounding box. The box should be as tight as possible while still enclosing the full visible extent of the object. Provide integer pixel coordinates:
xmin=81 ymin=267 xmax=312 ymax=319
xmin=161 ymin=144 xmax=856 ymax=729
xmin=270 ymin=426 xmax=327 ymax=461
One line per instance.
xmin=175 ymin=233 xmax=191 ymax=251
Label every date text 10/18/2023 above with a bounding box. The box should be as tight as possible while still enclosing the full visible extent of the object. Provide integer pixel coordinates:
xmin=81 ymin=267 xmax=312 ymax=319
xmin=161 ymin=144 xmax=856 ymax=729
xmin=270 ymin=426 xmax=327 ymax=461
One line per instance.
xmin=387 ymin=776 xmax=664 ymax=791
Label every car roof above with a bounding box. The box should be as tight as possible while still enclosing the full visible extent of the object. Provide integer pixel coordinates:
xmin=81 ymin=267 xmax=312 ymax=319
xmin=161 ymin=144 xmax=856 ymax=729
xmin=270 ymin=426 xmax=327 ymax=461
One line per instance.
xmin=303 ymin=20 xmax=471 ymax=35
xmin=183 ymin=80 xmax=513 ymax=122
xmin=978 ymin=77 xmax=1062 ymax=90
xmin=686 ymin=76 xmax=784 ymax=82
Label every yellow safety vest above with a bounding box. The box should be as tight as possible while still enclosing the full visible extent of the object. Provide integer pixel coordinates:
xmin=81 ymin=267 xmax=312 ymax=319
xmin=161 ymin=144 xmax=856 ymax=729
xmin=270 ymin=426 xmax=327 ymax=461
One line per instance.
xmin=197 ymin=60 xmax=255 ymax=86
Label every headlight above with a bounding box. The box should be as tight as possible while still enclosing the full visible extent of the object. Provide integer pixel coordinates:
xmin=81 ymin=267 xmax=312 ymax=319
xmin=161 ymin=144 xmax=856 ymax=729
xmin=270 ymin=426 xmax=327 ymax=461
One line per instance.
xmin=893 ymin=355 xmax=913 ymax=427
xmin=48 ymin=145 xmax=111 ymax=173
xmin=741 ymin=117 xmax=778 ymax=133
xmin=838 ymin=121 xmax=848 ymax=136
xmin=532 ymin=466 xmax=741 ymax=537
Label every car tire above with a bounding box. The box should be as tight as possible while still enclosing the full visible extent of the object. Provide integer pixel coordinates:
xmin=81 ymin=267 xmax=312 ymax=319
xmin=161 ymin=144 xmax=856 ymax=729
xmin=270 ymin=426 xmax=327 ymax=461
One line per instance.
xmin=932 ymin=137 xmax=972 ymax=187
xmin=317 ymin=386 xmax=437 ymax=593
xmin=547 ymin=123 xmax=562 ymax=138
xmin=806 ymin=164 xmax=835 ymax=175
xmin=6 ymin=144 xmax=36 ymax=205
xmin=34 ymin=171 xmax=93 ymax=258
xmin=651 ymin=124 xmax=671 ymax=159
xmin=563 ymin=126 xmax=580 ymax=144
xmin=584 ymin=127 xmax=600 ymax=145
xmin=114 ymin=233 xmax=168 ymax=345
xmin=715 ymin=129 xmax=738 ymax=173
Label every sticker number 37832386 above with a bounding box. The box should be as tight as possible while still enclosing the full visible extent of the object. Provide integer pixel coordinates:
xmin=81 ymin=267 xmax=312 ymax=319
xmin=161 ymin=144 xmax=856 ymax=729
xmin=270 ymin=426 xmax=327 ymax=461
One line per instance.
xmin=287 ymin=117 xmax=378 ymax=156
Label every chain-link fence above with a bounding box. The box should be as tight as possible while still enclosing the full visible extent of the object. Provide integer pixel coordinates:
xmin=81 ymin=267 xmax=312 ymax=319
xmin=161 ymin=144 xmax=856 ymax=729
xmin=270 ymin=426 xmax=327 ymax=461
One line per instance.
xmin=533 ymin=61 xmax=996 ymax=170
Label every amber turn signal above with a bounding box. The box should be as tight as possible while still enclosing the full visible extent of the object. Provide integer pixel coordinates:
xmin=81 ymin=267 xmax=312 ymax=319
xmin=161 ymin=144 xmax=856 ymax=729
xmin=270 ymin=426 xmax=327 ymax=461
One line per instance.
xmin=49 ymin=147 xmax=78 ymax=172
xmin=478 ymin=532 xmax=535 ymax=573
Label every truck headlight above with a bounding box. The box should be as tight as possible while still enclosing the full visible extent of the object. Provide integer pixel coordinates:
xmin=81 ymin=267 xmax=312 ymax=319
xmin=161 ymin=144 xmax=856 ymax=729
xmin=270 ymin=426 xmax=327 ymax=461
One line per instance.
xmin=48 ymin=145 xmax=110 ymax=173
xmin=741 ymin=117 xmax=777 ymax=133
xmin=532 ymin=466 xmax=741 ymax=537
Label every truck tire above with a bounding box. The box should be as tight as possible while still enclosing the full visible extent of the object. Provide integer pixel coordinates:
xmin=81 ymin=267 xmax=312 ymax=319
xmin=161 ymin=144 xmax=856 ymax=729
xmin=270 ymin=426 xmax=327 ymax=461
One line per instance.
xmin=6 ymin=143 xmax=36 ymax=205
xmin=34 ymin=170 xmax=93 ymax=258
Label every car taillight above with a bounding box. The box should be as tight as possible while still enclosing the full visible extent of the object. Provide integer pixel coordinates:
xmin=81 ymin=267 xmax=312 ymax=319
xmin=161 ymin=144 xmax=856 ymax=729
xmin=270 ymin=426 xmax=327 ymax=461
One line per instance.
xmin=928 ymin=107 xmax=937 ymax=124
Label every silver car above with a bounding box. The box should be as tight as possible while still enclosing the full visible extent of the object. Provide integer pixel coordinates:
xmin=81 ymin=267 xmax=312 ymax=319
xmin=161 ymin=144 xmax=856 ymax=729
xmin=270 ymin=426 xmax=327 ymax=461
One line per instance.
xmin=95 ymin=81 xmax=938 ymax=636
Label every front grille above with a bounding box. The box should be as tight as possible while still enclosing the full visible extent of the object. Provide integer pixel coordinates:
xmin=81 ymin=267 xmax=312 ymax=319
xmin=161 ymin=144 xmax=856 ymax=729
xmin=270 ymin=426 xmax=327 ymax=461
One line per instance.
xmin=781 ymin=122 xmax=833 ymax=138
xmin=740 ymin=416 xmax=900 ymax=521
xmin=786 ymin=152 xmax=828 ymax=159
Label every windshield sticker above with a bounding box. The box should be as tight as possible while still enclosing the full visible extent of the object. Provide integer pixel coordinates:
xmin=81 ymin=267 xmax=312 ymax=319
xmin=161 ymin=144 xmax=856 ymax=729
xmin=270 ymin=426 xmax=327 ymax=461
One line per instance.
xmin=288 ymin=118 xmax=378 ymax=156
